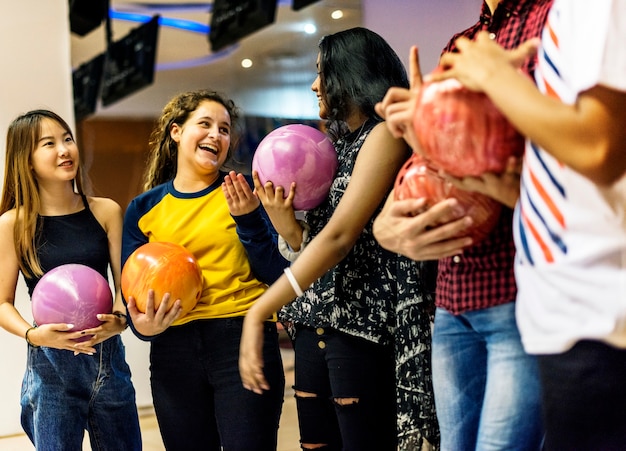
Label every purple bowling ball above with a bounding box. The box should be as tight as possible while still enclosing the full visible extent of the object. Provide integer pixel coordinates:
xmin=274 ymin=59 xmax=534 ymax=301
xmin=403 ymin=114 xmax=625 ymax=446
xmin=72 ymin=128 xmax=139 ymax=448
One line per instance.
xmin=252 ymin=124 xmax=337 ymax=211
xmin=32 ymin=264 xmax=113 ymax=331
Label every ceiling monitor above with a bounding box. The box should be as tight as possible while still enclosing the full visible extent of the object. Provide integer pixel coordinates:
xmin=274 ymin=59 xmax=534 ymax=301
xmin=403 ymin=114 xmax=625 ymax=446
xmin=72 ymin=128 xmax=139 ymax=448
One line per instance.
xmin=209 ymin=0 xmax=278 ymax=52
xmin=100 ymin=15 xmax=160 ymax=107
xmin=69 ymin=0 xmax=108 ymax=36
xmin=72 ymin=53 xmax=105 ymax=122
xmin=291 ymin=0 xmax=320 ymax=11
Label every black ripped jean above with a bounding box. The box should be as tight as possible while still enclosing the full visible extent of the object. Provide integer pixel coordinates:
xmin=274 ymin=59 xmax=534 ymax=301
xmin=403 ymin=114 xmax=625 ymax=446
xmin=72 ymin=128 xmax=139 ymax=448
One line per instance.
xmin=292 ymin=325 xmax=396 ymax=451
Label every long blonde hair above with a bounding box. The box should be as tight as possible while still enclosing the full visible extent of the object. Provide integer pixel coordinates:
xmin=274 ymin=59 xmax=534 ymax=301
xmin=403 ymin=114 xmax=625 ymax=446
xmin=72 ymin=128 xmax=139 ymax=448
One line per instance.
xmin=143 ymin=89 xmax=241 ymax=191
xmin=0 ymin=110 xmax=86 ymax=277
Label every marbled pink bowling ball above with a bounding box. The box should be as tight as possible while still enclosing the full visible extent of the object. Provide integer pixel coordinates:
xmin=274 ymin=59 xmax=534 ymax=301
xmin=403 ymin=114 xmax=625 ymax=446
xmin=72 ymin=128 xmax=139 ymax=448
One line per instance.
xmin=252 ymin=124 xmax=337 ymax=211
xmin=32 ymin=264 xmax=113 ymax=332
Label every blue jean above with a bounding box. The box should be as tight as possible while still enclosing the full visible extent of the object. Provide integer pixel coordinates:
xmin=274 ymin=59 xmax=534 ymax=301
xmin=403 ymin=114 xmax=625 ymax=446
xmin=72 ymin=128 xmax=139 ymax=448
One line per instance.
xmin=21 ymin=335 xmax=141 ymax=451
xmin=293 ymin=325 xmax=397 ymax=451
xmin=432 ymin=303 xmax=543 ymax=451
xmin=150 ymin=318 xmax=284 ymax=451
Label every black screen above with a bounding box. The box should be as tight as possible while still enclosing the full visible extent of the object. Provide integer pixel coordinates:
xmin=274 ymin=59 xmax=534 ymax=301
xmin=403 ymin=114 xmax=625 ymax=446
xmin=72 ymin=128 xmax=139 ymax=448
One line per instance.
xmin=209 ymin=0 xmax=277 ymax=52
xmin=292 ymin=0 xmax=320 ymax=11
xmin=100 ymin=15 xmax=160 ymax=107
xmin=72 ymin=53 xmax=105 ymax=121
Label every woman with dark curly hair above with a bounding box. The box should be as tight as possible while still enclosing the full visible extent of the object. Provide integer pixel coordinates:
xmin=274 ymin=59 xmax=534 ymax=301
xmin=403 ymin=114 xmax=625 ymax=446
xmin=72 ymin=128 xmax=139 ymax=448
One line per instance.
xmin=122 ymin=89 xmax=289 ymax=450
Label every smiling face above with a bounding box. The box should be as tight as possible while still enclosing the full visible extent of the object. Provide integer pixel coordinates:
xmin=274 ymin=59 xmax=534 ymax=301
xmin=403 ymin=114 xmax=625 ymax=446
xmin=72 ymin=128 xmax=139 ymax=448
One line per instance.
xmin=170 ymin=99 xmax=232 ymax=181
xmin=311 ymin=52 xmax=329 ymax=120
xmin=30 ymin=117 xmax=79 ymax=185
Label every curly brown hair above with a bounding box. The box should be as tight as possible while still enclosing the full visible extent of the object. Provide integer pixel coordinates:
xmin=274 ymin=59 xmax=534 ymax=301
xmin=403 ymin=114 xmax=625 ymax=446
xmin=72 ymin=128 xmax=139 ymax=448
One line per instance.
xmin=142 ymin=89 xmax=241 ymax=191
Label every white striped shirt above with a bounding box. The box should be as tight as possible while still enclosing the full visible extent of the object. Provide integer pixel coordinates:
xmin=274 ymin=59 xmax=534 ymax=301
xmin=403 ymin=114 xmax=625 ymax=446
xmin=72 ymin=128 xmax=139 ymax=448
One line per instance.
xmin=514 ymin=0 xmax=626 ymax=354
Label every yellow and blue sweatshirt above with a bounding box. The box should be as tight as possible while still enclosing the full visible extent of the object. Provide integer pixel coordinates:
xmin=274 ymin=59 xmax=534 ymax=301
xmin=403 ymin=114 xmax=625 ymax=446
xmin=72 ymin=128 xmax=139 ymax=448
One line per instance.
xmin=121 ymin=174 xmax=288 ymax=340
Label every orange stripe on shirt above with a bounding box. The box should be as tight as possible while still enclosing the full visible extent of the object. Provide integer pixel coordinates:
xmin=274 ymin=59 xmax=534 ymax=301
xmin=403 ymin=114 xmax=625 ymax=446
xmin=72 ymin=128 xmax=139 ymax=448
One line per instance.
xmin=529 ymin=166 xmax=565 ymax=227
xmin=541 ymin=20 xmax=561 ymax=100
xmin=547 ymin=20 xmax=559 ymax=48
xmin=521 ymin=208 xmax=554 ymax=263
xmin=542 ymin=76 xmax=561 ymax=100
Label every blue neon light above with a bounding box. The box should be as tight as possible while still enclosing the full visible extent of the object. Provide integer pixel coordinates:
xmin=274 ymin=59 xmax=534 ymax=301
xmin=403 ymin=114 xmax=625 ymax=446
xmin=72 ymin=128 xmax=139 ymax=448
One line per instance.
xmin=108 ymin=0 xmax=295 ymax=70
xmin=109 ymin=10 xmax=210 ymax=34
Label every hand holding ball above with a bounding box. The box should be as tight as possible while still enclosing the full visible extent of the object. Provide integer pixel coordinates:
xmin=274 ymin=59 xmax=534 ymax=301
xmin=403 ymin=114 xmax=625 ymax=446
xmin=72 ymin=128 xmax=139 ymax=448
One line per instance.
xmin=252 ymin=124 xmax=337 ymax=211
xmin=394 ymin=153 xmax=502 ymax=245
xmin=32 ymin=264 xmax=113 ymax=331
xmin=413 ymin=75 xmax=524 ymax=177
xmin=402 ymin=70 xmax=520 ymax=245
xmin=121 ymin=242 xmax=203 ymax=317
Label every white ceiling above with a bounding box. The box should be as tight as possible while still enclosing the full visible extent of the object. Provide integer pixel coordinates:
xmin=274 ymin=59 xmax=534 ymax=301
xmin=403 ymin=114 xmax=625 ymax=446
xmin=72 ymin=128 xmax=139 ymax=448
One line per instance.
xmin=70 ymin=0 xmax=362 ymax=119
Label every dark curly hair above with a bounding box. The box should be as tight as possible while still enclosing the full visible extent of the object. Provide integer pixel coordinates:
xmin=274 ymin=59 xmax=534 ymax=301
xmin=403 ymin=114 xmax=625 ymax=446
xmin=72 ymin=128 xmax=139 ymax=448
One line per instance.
xmin=143 ymin=89 xmax=241 ymax=191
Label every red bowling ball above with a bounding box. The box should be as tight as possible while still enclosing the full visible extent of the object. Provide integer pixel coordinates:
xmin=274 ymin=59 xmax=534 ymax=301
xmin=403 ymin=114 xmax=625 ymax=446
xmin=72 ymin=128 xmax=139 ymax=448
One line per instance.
xmin=413 ymin=75 xmax=525 ymax=177
xmin=394 ymin=153 xmax=502 ymax=246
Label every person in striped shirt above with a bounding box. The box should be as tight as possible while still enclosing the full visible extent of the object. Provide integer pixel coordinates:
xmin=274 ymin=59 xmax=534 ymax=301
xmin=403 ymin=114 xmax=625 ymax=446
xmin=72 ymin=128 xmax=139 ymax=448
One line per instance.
xmin=432 ymin=0 xmax=626 ymax=448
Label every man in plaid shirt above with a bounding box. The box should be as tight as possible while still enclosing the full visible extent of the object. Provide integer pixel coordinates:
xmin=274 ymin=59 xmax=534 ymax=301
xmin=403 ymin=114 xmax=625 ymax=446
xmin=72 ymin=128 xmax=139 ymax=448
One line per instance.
xmin=374 ymin=1 xmax=553 ymax=449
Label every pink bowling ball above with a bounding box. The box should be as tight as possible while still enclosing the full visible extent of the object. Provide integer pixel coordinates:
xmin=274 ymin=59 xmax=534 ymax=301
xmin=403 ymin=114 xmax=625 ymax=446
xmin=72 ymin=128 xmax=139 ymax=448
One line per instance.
xmin=252 ymin=124 xmax=337 ymax=211
xmin=32 ymin=264 xmax=113 ymax=331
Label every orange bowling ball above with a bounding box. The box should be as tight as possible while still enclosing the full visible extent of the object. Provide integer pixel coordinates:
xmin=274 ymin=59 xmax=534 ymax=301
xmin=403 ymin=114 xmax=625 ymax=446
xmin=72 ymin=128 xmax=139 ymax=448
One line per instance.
xmin=122 ymin=242 xmax=203 ymax=317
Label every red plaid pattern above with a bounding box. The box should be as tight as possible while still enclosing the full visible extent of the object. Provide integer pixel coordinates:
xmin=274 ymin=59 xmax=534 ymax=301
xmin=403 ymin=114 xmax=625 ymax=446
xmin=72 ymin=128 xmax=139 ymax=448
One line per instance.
xmin=435 ymin=0 xmax=553 ymax=314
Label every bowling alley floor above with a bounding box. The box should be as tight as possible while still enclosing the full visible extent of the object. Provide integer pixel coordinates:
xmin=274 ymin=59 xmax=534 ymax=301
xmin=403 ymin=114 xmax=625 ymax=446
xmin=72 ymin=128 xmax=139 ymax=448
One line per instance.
xmin=0 ymin=346 xmax=300 ymax=451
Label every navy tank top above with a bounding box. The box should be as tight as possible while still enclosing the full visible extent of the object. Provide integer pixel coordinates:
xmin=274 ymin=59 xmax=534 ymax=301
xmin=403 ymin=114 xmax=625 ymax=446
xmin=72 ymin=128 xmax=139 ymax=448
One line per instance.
xmin=23 ymin=195 xmax=110 ymax=297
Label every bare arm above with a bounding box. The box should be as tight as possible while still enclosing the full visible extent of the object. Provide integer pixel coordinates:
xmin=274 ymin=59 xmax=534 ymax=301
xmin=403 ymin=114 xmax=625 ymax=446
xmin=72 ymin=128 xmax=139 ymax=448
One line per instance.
xmin=0 ymin=211 xmax=32 ymax=339
xmin=0 ymin=210 xmax=80 ymax=351
xmin=259 ymin=124 xmax=405 ymax=311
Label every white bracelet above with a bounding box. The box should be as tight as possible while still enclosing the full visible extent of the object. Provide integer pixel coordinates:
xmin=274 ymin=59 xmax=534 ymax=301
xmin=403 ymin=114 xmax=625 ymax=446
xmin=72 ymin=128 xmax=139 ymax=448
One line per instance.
xmin=283 ymin=267 xmax=304 ymax=297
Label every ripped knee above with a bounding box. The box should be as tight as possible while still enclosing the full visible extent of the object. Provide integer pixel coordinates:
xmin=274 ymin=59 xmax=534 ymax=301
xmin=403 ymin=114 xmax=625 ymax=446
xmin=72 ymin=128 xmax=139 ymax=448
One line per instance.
xmin=294 ymin=390 xmax=360 ymax=406
xmin=301 ymin=444 xmax=332 ymax=450
xmin=294 ymin=389 xmax=318 ymax=398
xmin=294 ymin=390 xmax=341 ymax=450
xmin=333 ymin=397 xmax=359 ymax=407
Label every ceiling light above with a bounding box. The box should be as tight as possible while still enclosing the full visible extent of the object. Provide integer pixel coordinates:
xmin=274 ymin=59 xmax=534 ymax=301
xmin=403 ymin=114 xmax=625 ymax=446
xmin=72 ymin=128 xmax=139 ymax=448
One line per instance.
xmin=331 ymin=10 xmax=344 ymax=20
xmin=241 ymin=58 xmax=253 ymax=69
xmin=303 ymin=23 xmax=317 ymax=34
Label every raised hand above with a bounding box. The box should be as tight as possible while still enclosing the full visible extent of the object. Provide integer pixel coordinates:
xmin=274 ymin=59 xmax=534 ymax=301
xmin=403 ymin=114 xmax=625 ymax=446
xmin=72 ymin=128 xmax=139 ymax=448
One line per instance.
xmin=375 ymin=46 xmax=424 ymax=150
xmin=251 ymin=170 xmax=303 ymax=249
xmin=222 ymin=170 xmax=260 ymax=216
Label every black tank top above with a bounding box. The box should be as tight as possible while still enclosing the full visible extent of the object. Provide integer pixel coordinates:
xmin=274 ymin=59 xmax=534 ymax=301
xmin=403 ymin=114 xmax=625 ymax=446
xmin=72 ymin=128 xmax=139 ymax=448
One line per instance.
xmin=23 ymin=195 xmax=111 ymax=297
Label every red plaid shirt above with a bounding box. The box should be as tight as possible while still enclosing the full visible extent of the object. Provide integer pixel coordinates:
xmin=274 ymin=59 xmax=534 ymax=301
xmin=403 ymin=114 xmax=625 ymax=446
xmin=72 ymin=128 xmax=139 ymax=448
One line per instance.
xmin=435 ymin=0 xmax=553 ymax=314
